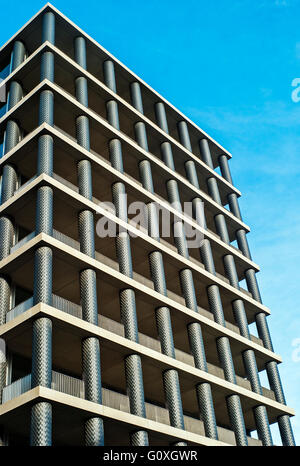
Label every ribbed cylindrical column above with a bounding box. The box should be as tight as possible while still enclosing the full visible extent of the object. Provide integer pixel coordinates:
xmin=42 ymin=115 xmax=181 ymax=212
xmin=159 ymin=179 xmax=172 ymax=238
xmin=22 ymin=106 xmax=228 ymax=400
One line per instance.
xmin=30 ymin=314 xmax=52 ymax=446
xmin=245 ymin=268 xmax=262 ymax=303
xmin=11 ymin=40 xmax=26 ymax=71
xmin=183 ymin=137 xmax=248 ymax=444
xmin=30 ymin=402 xmax=52 ymax=446
xmin=7 ymin=81 xmax=23 ymax=110
xmin=226 ymin=394 xmax=247 ymax=446
xmin=1 ymin=41 xmax=25 ymax=204
xmin=0 ymin=216 xmax=14 ymax=260
xmin=82 ymin=337 xmax=102 ymax=402
xmin=236 ymin=229 xmax=252 ymax=259
xmin=242 ymin=349 xmax=273 ymax=445
xmin=79 ymin=268 xmax=97 ymax=325
xmin=277 ymin=414 xmax=296 ymax=446
xmin=0 ymin=275 xmax=10 ymax=325
xmin=1 ymin=163 xmax=18 ymax=204
xmin=37 ymin=134 xmax=53 ymax=176
xmin=73 ymin=38 xmax=104 ymax=445
xmin=31 ymin=317 xmax=52 ymax=388
xmin=35 ymin=186 xmax=53 ymax=235
xmin=42 ymin=12 xmax=55 ymax=44
xmin=0 ymin=341 xmax=6 ymax=404
xmin=31 ymin=53 xmax=54 ymax=441
xmin=178 ymin=120 xmax=192 ymax=152
xmin=155 ymin=103 xmax=218 ymax=440
xmin=104 ymin=63 xmax=148 ymax=446
xmin=218 ymin=154 xmax=233 ymax=185
xmin=39 ymin=89 xmax=54 ymax=126
xmin=217 ymin=144 xmax=294 ymax=445
xmin=131 ymin=84 xmax=186 ymax=438
xmin=41 ymin=51 xmax=54 ymax=82
xmin=41 ymin=12 xmax=55 ymax=82
xmin=218 ymin=154 xmax=243 ymax=219
xmin=3 ymin=120 xmax=20 ymax=156
xmin=78 ymin=209 xmax=95 ymax=257
xmin=33 ymin=246 xmax=52 ymax=306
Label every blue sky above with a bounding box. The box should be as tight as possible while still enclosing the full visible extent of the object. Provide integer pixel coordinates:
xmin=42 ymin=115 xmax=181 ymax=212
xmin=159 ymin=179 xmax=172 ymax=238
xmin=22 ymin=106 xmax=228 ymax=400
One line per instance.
xmin=1 ymin=0 xmax=299 ymax=445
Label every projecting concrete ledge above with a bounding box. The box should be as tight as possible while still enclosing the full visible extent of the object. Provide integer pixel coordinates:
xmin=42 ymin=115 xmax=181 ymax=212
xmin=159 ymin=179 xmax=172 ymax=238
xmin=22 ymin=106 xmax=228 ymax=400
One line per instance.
xmin=0 ymin=386 xmax=230 ymax=446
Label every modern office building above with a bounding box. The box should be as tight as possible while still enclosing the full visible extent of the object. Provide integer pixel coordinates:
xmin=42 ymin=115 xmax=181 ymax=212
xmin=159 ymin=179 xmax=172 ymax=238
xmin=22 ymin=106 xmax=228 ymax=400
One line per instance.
xmin=0 ymin=3 xmax=295 ymax=447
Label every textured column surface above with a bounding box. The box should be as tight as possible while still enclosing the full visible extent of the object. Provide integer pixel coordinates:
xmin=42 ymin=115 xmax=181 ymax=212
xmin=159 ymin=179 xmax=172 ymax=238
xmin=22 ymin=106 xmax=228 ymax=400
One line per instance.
xmin=84 ymin=417 xmax=104 ymax=446
xmin=33 ymin=246 xmax=53 ymax=306
xmin=1 ymin=164 xmax=18 ymax=203
xmin=124 ymin=354 xmax=146 ymax=417
xmin=104 ymin=61 xmax=148 ymax=446
xmin=163 ymin=369 xmax=185 ymax=430
xmin=42 ymin=11 xmax=55 ymax=44
xmin=4 ymin=120 xmax=21 ymax=155
xmin=178 ymin=120 xmax=192 ymax=152
xmin=196 ymin=383 xmax=219 ymax=440
xmin=226 ymin=394 xmax=248 ymax=446
xmin=0 ymin=342 xmax=6 ymax=404
xmin=215 ymin=141 xmax=294 ymax=445
xmin=74 ymin=39 xmax=104 ymax=445
xmin=0 ymin=216 xmax=14 ymax=260
xmin=214 ymin=159 xmax=273 ymax=444
xmin=82 ymin=337 xmax=102 ymax=403
xmin=7 ymin=81 xmax=23 ymax=110
xmin=133 ymin=96 xmax=186 ymax=435
xmin=0 ymin=275 xmax=10 ymax=325
xmin=31 ymin=317 xmax=52 ymax=388
xmin=156 ymin=102 xmax=218 ymax=440
xmin=35 ymin=185 xmax=53 ymax=235
xmin=37 ymin=134 xmax=53 ymax=176
xmin=41 ymin=51 xmax=54 ymax=82
xmin=78 ymin=209 xmax=95 ymax=257
xmin=39 ymin=89 xmax=54 ymax=126
xmin=74 ymin=36 xmax=87 ymax=69
xmin=80 ymin=268 xmax=98 ymax=325
xmin=30 ymin=402 xmax=52 ymax=446
xmin=11 ymin=40 xmax=26 ymax=71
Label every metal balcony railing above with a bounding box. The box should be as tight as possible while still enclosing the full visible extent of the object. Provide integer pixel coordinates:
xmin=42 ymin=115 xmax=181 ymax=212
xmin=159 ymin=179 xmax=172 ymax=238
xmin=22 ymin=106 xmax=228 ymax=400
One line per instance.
xmin=6 ymin=294 xmax=82 ymax=323
xmin=2 ymin=371 xmax=85 ymax=404
xmin=11 ymin=231 xmax=35 ymax=253
xmin=6 ymin=297 xmax=33 ymax=322
xmin=52 ymin=229 xmax=80 ymax=251
xmin=0 ymin=371 xmax=261 ymax=445
xmin=52 ymin=294 xmax=82 ymax=319
xmin=1 ymin=373 xmax=31 ymax=404
xmin=14 ymin=175 xmax=37 ymax=196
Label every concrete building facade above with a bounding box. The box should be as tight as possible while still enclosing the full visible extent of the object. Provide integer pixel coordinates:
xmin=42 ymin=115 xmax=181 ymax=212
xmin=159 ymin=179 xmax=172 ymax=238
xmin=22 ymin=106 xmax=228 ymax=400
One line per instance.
xmin=0 ymin=3 xmax=295 ymax=446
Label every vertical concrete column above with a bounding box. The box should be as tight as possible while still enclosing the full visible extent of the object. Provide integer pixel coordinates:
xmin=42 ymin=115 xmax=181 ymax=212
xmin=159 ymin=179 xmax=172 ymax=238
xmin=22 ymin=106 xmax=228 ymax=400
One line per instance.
xmin=72 ymin=36 xmax=104 ymax=446
xmin=40 ymin=11 xmax=55 ymax=82
xmin=0 ymin=276 xmax=10 ymax=325
xmin=1 ymin=41 xmax=26 ymax=203
xmin=36 ymin=79 xmax=54 ymax=234
xmin=0 ymin=216 xmax=14 ymax=260
xmin=176 ymin=136 xmax=247 ymax=445
xmin=29 ymin=36 xmax=56 ymax=442
xmin=130 ymin=83 xmax=185 ymax=444
xmin=0 ymin=340 xmax=6 ymax=405
xmin=201 ymin=139 xmax=272 ymax=444
xmin=30 ymin=247 xmax=53 ymax=446
xmin=30 ymin=402 xmax=52 ymax=446
xmin=104 ymin=61 xmax=148 ymax=446
xmin=218 ymin=151 xmax=295 ymax=446
xmin=218 ymin=154 xmax=242 ymax=219
xmin=155 ymin=103 xmax=218 ymax=440
xmin=37 ymin=134 xmax=53 ymax=177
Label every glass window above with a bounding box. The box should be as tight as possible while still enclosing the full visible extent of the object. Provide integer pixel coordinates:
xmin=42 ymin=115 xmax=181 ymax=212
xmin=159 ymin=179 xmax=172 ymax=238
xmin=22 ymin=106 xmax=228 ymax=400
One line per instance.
xmin=0 ymin=101 xmax=7 ymax=119
xmin=0 ymin=62 xmax=11 ymax=81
